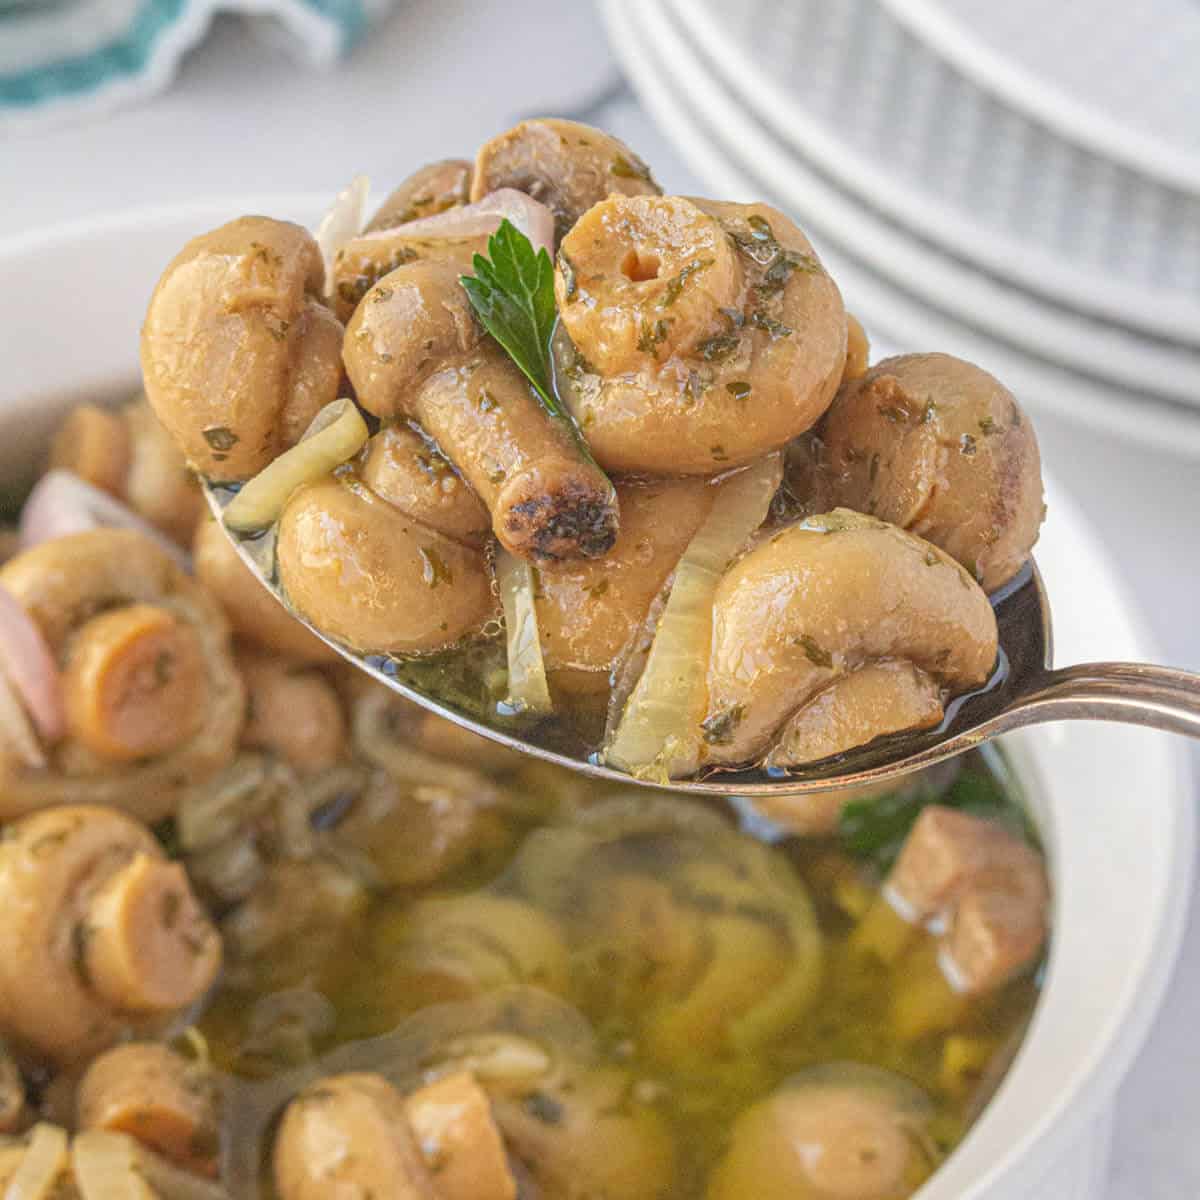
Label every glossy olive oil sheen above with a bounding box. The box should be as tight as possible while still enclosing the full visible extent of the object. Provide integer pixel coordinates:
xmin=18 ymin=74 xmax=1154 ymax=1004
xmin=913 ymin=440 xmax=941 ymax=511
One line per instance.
xmin=198 ymin=749 xmax=1041 ymax=1197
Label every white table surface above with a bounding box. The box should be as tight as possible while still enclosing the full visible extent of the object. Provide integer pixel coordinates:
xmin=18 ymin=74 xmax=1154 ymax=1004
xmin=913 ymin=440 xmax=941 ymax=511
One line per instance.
xmin=5 ymin=2 xmax=1198 ymax=1194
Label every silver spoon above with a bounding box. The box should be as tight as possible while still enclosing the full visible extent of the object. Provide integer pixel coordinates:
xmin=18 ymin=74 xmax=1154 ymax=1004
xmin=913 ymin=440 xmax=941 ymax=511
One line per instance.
xmin=205 ymin=484 xmax=1200 ymax=797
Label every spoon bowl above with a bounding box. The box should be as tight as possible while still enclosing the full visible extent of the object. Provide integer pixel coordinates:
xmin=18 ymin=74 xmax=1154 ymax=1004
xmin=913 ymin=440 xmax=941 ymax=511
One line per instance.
xmin=205 ymin=482 xmax=1200 ymax=796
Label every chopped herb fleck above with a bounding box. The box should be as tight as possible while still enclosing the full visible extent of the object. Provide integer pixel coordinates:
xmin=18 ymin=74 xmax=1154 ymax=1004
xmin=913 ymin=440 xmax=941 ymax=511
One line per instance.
xmin=585 ymin=579 xmax=610 ymax=598
xmin=979 ymin=416 xmax=998 ymax=435
xmin=877 ymin=404 xmax=909 ymax=423
xmin=637 ymin=318 xmax=671 ymax=356
xmin=477 ymin=387 xmax=499 ymax=413
xmin=726 ymin=380 xmax=752 ymax=401
xmin=202 ymin=426 xmax=239 ymax=452
xmin=750 ymin=310 xmax=793 ymax=338
xmin=869 ymin=452 xmax=880 ymax=483
xmin=558 ymin=250 xmax=578 ymax=300
xmin=701 ymin=704 xmax=745 ymax=745
xmin=924 ymin=549 xmax=940 ymax=566
xmin=698 ymin=332 xmax=741 ymax=362
xmin=795 ymin=634 xmax=833 ymax=668
xmin=418 ymin=547 xmax=453 ymax=588
xmin=960 ymin=433 xmax=978 ymax=456
xmin=611 ymin=153 xmax=653 ymax=182
xmin=659 ymin=257 xmax=713 ymax=308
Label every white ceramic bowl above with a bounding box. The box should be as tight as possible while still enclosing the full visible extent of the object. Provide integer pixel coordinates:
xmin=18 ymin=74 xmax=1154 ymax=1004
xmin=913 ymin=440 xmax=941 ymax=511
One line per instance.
xmin=0 ymin=202 xmax=1193 ymax=1200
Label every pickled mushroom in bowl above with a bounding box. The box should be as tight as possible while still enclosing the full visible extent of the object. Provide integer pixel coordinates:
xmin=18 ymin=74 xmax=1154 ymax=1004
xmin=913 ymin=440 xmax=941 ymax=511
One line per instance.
xmin=0 ymin=116 xmax=1050 ymax=1200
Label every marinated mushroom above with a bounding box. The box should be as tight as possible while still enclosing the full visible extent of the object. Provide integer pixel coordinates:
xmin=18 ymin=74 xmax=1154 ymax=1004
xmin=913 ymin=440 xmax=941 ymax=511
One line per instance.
xmin=367 ymin=159 xmax=474 ymax=233
xmin=553 ymin=196 xmax=846 ymax=475
xmin=77 ymin=1042 xmax=221 ymax=1177
xmin=274 ymin=1073 xmax=438 ymax=1200
xmin=49 ymin=398 xmax=203 ymax=546
xmin=707 ymin=1064 xmax=937 ymax=1200
xmin=703 ymin=510 xmax=998 ymax=768
xmin=885 ymin=805 xmax=1049 ymax=994
xmin=0 ymin=529 xmax=244 ymax=821
xmin=344 ymin=262 xmax=619 ymax=562
xmin=533 ymin=475 xmax=717 ymax=694
xmin=356 ymin=423 xmax=490 ymax=547
xmin=488 ymin=1059 xmax=676 ymax=1200
xmin=380 ymin=893 xmax=570 ymax=1007
xmin=791 ymin=353 xmax=1044 ymax=591
xmin=274 ymin=474 xmax=497 ymax=655
xmin=236 ymin=649 xmax=346 ymax=774
xmin=192 ymin=517 xmax=334 ymax=664
xmin=0 ymin=806 xmax=221 ymax=1066
xmin=141 ymin=216 xmax=343 ymax=482
xmin=472 ymin=118 xmax=660 ymax=241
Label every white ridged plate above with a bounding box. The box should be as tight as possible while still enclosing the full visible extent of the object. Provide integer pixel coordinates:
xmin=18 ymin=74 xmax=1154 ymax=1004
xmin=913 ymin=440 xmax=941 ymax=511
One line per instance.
xmin=609 ymin=0 xmax=1200 ymax=454
xmin=667 ymin=0 xmax=1200 ymax=349
xmin=881 ymin=0 xmax=1200 ymax=195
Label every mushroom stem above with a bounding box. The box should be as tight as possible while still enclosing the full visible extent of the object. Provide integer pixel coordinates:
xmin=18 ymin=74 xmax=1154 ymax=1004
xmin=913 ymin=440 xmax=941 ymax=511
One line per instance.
xmin=83 ymin=853 xmax=222 ymax=1014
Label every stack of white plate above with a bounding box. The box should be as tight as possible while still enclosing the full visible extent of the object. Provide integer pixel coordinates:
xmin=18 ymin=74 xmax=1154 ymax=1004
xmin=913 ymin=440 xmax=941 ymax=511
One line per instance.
xmin=601 ymin=0 xmax=1200 ymax=455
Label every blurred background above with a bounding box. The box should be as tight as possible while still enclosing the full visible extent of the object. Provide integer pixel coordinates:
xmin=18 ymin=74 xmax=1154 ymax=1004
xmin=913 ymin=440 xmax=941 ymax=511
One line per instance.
xmin=2 ymin=1 xmax=1198 ymax=1193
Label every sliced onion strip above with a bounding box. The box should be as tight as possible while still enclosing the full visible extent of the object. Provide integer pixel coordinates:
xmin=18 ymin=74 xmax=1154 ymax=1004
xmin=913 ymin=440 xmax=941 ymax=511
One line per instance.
xmin=0 ymin=585 xmax=63 ymax=745
xmin=495 ymin=548 xmax=552 ymax=716
xmin=355 ymin=188 xmax=555 ymax=257
xmin=313 ymin=175 xmax=370 ymax=300
xmin=4 ymin=1123 xmax=70 ymax=1200
xmin=605 ymin=455 xmax=783 ymax=780
xmin=19 ymin=469 xmax=190 ymax=571
xmin=222 ymin=399 xmax=369 ymax=534
xmin=73 ymin=1130 xmax=233 ymax=1200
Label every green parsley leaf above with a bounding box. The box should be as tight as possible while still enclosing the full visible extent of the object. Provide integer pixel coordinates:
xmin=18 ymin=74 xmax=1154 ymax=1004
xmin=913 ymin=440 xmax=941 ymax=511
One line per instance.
xmin=460 ymin=219 xmax=562 ymax=419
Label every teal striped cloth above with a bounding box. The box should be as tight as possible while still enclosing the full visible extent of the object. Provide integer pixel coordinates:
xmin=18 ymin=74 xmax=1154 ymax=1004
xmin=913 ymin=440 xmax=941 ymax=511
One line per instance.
xmin=1 ymin=0 xmax=387 ymax=127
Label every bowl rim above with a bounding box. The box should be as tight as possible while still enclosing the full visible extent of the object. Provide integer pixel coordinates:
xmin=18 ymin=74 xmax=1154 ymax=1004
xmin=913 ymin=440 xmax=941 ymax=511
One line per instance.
xmin=0 ymin=199 xmax=1193 ymax=1199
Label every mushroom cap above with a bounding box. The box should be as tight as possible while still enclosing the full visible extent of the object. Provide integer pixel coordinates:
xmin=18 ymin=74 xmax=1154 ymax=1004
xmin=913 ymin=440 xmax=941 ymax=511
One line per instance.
xmin=332 ymin=231 xmax=485 ymax=324
xmin=491 ymin=1061 xmax=676 ymax=1200
xmin=140 ymin=216 xmax=342 ymax=482
xmin=707 ymin=1064 xmax=935 ymax=1200
xmin=343 ymin=259 xmax=482 ymax=421
xmin=0 ymin=529 xmax=244 ymax=821
xmin=237 ymin=648 xmax=346 ymax=774
xmin=0 ymin=805 xmax=219 ymax=1065
xmin=357 ymin=424 xmax=490 ymax=547
xmin=274 ymin=1073 xmax=438 ymax=1200
xmin=275 ymin=475 xmax=497 ymax=655
xmin=795 ymin=353 xmax=1044 ymax=591
xmin=472 ymin=118 xmax=660 ymax=241
xmin=555 ymin=197 xmax=846 ymax=475
xmin=705 ymin=510 xmax=998 ymax=765
xmin=122 ymin=398 xmax=204 ymax=546
xmin=367 ymin=159 xmax=473 ymax=233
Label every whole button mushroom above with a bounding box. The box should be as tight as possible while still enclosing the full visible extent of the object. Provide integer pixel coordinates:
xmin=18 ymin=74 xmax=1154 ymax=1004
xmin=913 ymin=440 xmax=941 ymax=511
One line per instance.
xmin=707 ymin=1064 xmax=936 ymax=1200
xmin=236 ymin=648 xmax=347 ymax=774
xmin=274 ymin=1071 xmax=517 ymax=1200
xmin=554 ymin=196 xmax=847 ymax=475
xmin=77 ymin=1042 xmax=221 ymax=1177
xmin=0 ymin=806 xmax=220 ymax=1067
xmin=344 ymin=261 xmax=619 ymax=563
xmin=703 ymin=510 xmax=998 ymax=769
xmin=275 ymin=474 xmax=497 ymax=655
xmin=885 ymin=805 xmax=1049 ymax=994
xmin=0 ymin=529 xmax=244 ymax=822
xmin=472 ymin=118 xmax=661 ymax=242
xmin=793 ymin=353 xmax=1044 ymax=591
xmin=141 ymin=216 xmax=343 ymax=483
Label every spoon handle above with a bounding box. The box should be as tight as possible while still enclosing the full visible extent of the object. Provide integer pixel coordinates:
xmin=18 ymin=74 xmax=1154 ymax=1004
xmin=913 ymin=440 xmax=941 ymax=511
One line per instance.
xmin=1007 ymin=662 xmax=1200 ymax=740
